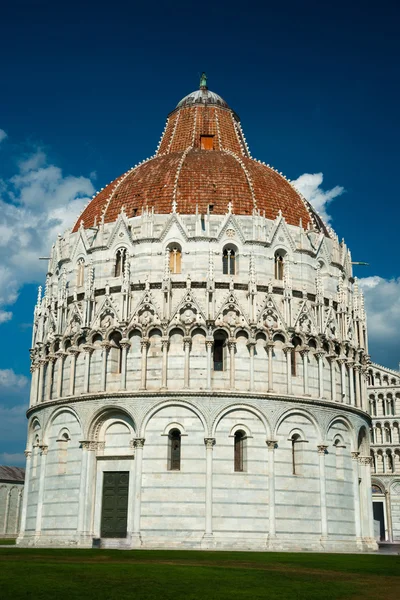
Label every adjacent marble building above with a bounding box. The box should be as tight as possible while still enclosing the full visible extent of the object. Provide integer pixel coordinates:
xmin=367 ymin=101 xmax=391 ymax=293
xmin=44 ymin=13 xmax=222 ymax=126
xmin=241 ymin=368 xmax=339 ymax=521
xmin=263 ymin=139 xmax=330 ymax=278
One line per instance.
xmin=368 ymin=364 xmax=400 ymax=542
xmin=0 ymin=466 xmax=24 ymax=538
xmin=17 ymin=77 xmax=377 ymax=551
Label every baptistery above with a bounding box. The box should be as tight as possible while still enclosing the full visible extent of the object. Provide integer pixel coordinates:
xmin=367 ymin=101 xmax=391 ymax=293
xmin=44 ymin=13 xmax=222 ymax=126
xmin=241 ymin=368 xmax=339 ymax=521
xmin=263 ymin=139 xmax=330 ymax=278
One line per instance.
xmin=18 ymin=76 xmax=376 ymax=551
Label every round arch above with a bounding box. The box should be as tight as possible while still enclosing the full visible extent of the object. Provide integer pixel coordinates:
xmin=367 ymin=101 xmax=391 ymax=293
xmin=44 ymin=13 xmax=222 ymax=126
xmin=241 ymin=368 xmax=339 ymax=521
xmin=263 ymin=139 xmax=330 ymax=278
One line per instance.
xmin=325 ymin=415 xmax=357 ymax=450
xmin=274 ymin=407 xmax=322 ymax=441
xmin=43 ymin=406 xmax=82 ymax=443
xmin=211 ymin=403 xmax=271 ymax=438
xmin=87 ymin=405 xmax=136 ymax=440
xmin=140 ymin=400 xmax=207 ymax=438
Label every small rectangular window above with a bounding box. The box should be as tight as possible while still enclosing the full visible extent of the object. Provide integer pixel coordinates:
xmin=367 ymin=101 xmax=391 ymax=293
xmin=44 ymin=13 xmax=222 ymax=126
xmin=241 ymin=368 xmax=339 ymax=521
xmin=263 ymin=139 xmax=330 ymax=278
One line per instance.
xmin=200 ymin=135 xmax=214 ymax=150
xmin=208 ymin=204 xmax=214 ymax=214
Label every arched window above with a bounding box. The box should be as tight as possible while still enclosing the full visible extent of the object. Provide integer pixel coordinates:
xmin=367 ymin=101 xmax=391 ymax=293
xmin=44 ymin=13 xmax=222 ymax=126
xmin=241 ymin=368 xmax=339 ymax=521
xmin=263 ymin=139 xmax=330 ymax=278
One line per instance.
xmin=76 ymin=258 xmax=85 ymax=287
xmin=223 ymin=247 xmax=236 ymax=275
xmin=234 ymin=430 xmax=246 ymax=472
xmin=169 ymin=245 xmax=182 ymax=274
xmin=213 ymin=332 xmax=227 ymax=371
xmin=168 ymin=429 xmax=181 ymax=471
xmin=334 ymin=438 xmax=345 ymax=479
xmin=274 ymin=252 xmax=284 ymax=280
xmin=57 ymin=431 xmax=70 ymax=475
xmin=291 ymin=336 xmax=301 ymax=377
xmin=291 ymin=433 xmax=302 ymax=475
xmin=114 ymin=248 xmax=127 ymax=278
xmin=109 ymin=331 xmax=122 ymax=374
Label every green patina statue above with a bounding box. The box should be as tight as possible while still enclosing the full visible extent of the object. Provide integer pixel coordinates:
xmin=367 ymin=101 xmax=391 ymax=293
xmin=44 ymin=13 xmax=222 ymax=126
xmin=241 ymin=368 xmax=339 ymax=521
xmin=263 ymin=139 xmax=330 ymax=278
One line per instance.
xmin=200 ymin=72 xmax=207 ymax=89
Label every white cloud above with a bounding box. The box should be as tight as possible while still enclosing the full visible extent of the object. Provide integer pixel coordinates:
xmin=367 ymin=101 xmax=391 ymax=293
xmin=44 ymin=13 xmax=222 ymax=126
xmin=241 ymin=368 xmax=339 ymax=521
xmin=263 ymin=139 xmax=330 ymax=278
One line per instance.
xmin=0 ymin=452 xmax=26 ymax=465
xmin=0 ymin=369 xmax=29 ymax=389
xmin=359 ymin=276 xmax=400 ymax=370
xmin=0 ymin=310 xmax=12 ymax=323
xmin=0 ymin=129 xmax=7 ymax=144
xmin=291 ymin=172 xmax=345 ymax=225
xmin=0 ymin=147 xmax=94 ymax=320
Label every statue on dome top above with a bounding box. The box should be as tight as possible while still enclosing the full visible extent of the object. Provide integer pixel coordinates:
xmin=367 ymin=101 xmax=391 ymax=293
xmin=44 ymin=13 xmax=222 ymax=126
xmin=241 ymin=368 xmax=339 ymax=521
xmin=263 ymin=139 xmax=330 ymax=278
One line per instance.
xmin=200 ymin=72 xmax=208 ymax=89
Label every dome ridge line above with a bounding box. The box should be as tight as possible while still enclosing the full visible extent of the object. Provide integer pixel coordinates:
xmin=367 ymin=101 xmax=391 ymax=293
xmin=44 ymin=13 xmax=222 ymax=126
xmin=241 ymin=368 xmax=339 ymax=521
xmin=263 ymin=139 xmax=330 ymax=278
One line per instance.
xmin=172 ymin=145 xmax=193 ymax=211
xmin=167 ymin=111 xmax=181 ymax=154
xmin=222 ymin=148 xmax=257 ymax=212
xmin=214 ymin=109 xmax=222 ymax=151
xmin=231 ymin=112 xmax=248 ymax=158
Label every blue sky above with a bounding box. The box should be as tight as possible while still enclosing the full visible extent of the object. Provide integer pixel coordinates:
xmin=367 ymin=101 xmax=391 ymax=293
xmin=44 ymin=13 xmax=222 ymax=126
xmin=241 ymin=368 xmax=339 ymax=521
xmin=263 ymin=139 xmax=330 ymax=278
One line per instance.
xmin=0 ymin=0 xmax=399 ymax=464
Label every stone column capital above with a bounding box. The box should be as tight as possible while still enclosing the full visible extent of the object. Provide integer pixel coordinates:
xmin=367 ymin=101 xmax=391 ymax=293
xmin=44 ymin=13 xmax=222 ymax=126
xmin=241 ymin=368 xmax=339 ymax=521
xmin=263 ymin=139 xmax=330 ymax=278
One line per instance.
xmin=119 ymin=339 xmax=131 ymax=349
xmin=246 ymin=338 xmax=257 ymax=348
xmin=266 ymin=440 xmax=277 ymax=450
xmin=299 ymin=347 xmax=310 ymax=357
xmin=68 ymin=346 xmax=80 ymax=356
xmin=132 ymin=437 xmax=145 ymax=449
xmin=358 ymin=455 xmax=373 ymax=466
xmin=204 ymin=438 xmax=216 ymax=448
xmin=317 ymin=444 xmax=328 ymax=454
xmin=283 ymin=344 xmax=294 ymax=354
xmin=315 ymin=351 xmax=326 ymax=359
xmin=351 ymin=451 xmax=360 ymax=461
xmin=140 ymin=338 xmax=149 ymax=349
xmin=205 ymin=338 xmax=214 ymax=349
xmin=39 ymin=445 xmax=48 ymax=456
xmin=24 ymin=450 xmax=32 ymax=459
xmin=183 ymin=336 xmax=192 ymax=348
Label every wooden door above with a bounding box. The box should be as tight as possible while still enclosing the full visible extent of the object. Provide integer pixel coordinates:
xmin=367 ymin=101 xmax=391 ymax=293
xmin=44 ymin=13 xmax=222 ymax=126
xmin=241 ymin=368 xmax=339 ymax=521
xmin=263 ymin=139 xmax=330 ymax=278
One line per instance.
xmin=100 ymin=471 xmax=129 ymax=538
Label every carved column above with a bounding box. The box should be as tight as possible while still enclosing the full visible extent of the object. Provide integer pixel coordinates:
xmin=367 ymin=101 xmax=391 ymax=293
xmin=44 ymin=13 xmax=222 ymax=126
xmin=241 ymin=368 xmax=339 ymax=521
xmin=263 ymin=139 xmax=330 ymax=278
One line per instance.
xmin=132 ymin=438 xmax=145 ymax=545
xmin=316 ymin=351 xmax=325 ymax=399
xmin=338 ymin=357 xmax=347 ymax=403
xmin=17 ymin=450 xmax=32 ymax=539
xmin=15 ymin=490 xmax=22 ymax=534
xmin=358 ymin=456 xmax=375 ymax=540
xmin=327 ymin=355 xmax=337 ymax=402
xmin=300 ymin=348 xmax=309 ymax=396
xmin=266 ymin=440 xmax=277 ymax=542
xmin=140 ymin=338 xmax=149 ymax=391
xmin=82 ymin=344 xmax=94 ymax=394
xmin=120 ymin=339 xmax=130 ymax=391
xmin=68 ymin=347 xmax=79 ymax=396
xmin=56 ymin=351 xmax=66 ymax=398
xmin=183 ymin=337 xmax=191 ymax=389
xmin=35 ymin=445 xmax=48 ymax=537
xmin=317 ymin=445 xmax=328 ymax=542
xmin=385 ymin=490 xmax=393 ymax=542
xmin=38 ymin=359 xmax=45 ymax=403
xmin=101 ymin=341 xmax=110 ymax=392
xmin=354 ymin=364 xmax=361 ymax=408
xmin=351 ymin=451 xmax=362 ymax=544
xmin=283 ymin=344 xmax=293 ymax=395
xmin=247 ymin=339 xmax=256 ymax=392
xmin=45 ymin=355 xmax=56 ymax=401
xmin=29 ymin=365 xmax=38 ymax=406
xmin=229 ymin=339 xmax=236 ymax=390
xmin=203 ymin=438 xmax=215 ymax=542
xmin=348 ymin=360 xmax=355 ymax=406
xmin=206 ymin=338 xmax=213 ymax=390
xmin=161 ymin=336 xmax=169 ymax=390
xmin=3 ymin=490 xmax=10 ymax=534
xmin=77 ymin=441 xmax=90 ymax=537
xmin=267 ymin=341 xmax=274 ymax=393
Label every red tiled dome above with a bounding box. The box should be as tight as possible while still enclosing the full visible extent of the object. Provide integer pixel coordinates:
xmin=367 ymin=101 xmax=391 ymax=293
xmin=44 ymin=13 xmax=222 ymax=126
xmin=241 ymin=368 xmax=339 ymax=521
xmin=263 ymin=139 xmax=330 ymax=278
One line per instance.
xmin=73 ymin=84 xmax=327 ymax=235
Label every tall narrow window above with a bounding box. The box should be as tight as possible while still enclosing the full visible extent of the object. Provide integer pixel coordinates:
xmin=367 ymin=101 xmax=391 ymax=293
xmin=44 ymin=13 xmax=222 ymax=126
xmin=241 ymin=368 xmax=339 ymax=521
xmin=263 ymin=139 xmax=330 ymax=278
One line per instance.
xmin=291 ymin=434 xmax=301 ymax=475
xmin=334 ymin=438 xmax=345 ymax=479
xmin=223 ymin=248 xmax=236 ymax=275
xmin=109 ymin=331 xmax=122 ymax=374
xmin=76 ymin=258 xmax=85 ymax=287
xmin=213 ymin=338 xmax=224 ymax=371
xmin=234 ymin=430 xmax=246 ymax=472
xmin=169 ymin=246 xmax=182 ymax=274
xmin=168 ymin=429 xmax=181 ymax=471
xmin=57 ymin=431 xmax=70 ymax=475
xmin=274 ymin=252 xmax=284 ymax=280
xmin=115 ymin=248 xmax=127 ymax=277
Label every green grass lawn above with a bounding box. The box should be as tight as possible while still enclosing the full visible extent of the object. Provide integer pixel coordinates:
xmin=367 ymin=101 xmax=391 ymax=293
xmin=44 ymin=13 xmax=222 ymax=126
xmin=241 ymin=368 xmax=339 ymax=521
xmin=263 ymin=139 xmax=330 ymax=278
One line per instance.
xmin=0 ymin=538 xmax=16 ymax=545
xmin=0 ymin=548 xmax=399 ymax=600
